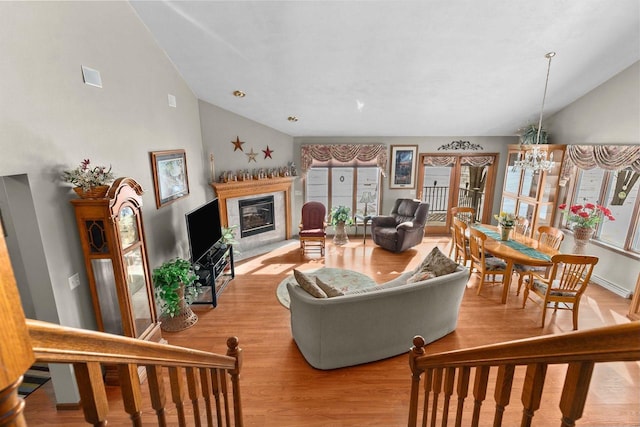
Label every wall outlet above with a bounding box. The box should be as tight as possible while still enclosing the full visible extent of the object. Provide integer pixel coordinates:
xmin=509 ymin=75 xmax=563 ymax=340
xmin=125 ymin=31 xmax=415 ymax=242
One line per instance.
xmin=68 ymin=273 xmax=81 ymax=291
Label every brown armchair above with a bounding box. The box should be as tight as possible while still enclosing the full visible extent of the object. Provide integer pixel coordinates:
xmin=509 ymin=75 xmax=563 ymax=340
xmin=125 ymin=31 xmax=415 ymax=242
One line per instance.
xmin=370 ymin=199 xmax=429 ymax=253
xmin=299 ymin=201 xmax=327 ymax=255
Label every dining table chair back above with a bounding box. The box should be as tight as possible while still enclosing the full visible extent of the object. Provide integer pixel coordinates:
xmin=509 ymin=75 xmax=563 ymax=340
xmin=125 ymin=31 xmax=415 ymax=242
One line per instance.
xmin=468 ymin=227 xmax=508 ymax=296
xmin=514 ymin=216 xmax=530 ymax=238
xmin=451 ymin=206 xmax=475 ymax=223
xmin=448 ymin=207 xmax=475 ymax=258
xmin=452 ymin=217 xmax=470 ymax=266
xmin=515 ymin=225 xmax=565 ymax=295
xmin=522 ymin=254 xmax=599 ymax=330
xmin=537 ymin=226 xmax=564 ymax=250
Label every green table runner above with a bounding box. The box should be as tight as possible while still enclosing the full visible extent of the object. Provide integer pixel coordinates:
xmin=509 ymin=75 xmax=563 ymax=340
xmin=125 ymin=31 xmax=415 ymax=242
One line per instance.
xmin=473 ymin=225 xmax=551 ymax=261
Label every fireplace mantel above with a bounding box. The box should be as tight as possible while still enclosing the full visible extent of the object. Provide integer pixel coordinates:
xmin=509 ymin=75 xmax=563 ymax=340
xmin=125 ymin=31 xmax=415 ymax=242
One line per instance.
xmin=211 ymin=176 xmax=295 ymax=239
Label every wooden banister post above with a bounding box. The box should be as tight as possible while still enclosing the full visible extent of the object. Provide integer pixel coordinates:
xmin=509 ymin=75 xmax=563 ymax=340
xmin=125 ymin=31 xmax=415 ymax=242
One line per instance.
xmin=494 ymin=364 xmax=515 ymax=427
xmin=0 ymin=229 xmax=35 ymax=427
xmin=408 ymin=336 xmax=426 ymax=427
xmin=145 ymin=365 xmax=168 ymax=427
xmin=559 ymin=361 xmax=594 ymax=427
xmin=520 ymin=363 xmax=547 ymax=427
xmin=118 ymin=364 xmax=143 ymax=426
xmin=227 ymin=336 xmax=243 ymax=427
xmin=73 ymin=362 xmax=109 ymax=426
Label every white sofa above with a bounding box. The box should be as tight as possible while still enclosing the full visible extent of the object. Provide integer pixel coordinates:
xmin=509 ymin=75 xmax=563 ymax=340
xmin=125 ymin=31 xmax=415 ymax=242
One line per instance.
xmin=286 ymin=265 xmax=469 ymax=370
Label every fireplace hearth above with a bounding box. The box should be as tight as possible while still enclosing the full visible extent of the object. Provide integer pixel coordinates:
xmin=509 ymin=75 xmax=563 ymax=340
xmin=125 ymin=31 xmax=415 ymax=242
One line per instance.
xmin=239 ymin=196 xmax=275 ymax=238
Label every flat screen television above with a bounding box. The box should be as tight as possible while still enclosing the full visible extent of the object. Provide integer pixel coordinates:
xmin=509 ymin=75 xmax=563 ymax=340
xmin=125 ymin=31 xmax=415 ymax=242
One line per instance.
xmin=185 ymin=199 xmax=223 ymax=263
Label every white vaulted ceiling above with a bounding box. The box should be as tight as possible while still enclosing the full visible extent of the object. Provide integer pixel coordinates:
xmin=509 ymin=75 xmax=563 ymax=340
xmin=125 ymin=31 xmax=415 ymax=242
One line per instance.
xmin=130 ymin=1 xmax=640 ymax=137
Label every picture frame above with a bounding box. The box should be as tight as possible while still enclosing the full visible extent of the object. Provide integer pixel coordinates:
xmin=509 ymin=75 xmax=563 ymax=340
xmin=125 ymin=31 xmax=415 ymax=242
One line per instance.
xmin=389 ymin=145 xmax=418 ymax=189
xmin=150 ymin=149 xmax=190 ymax=208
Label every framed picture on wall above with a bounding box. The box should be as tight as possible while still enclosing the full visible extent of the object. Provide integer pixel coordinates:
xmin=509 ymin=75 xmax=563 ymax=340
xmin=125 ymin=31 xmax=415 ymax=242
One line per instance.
xmin=390 ymin=145 xmax=418 ymax=189
xmin=150 ymin=149 xmax=190 ymax=208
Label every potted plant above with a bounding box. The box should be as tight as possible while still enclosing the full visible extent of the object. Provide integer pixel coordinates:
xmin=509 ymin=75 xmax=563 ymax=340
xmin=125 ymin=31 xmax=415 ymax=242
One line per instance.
xmin=519 ymin=125 xmax=548 ymax=145
xmin=330 ymin=206 xmax=353 ymax=245
xmin=558 ymin=202 xmax=615 ymax=253
xmin=493 ymin=211 xmax=517 ymax=241
xmin=152 ymin=257 xmax=201 ymax=332
xmin=62 ymin=158 xmax=115 ymax=198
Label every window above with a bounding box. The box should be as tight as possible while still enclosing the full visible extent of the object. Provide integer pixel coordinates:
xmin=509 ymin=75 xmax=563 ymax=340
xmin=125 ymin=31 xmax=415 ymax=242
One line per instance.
xmin=305 ymin=166 xmax=380 ymax=217
xmin=565 ymin=167 xmax=640 ymax=253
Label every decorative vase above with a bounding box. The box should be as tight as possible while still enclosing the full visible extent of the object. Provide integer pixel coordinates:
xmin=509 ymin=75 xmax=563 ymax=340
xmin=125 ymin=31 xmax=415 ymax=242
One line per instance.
xmin=572 ymin=227 xmax=595 ymax=254
xmin=159 ymin=285 xmax=198 ymax=332
xmin=333 ymin=222 xmax=349 ymax=245
xmin=499 ymin=225 xmax=513 ymax=241
xmin=73 ymin=185 xmax=110 ymax=199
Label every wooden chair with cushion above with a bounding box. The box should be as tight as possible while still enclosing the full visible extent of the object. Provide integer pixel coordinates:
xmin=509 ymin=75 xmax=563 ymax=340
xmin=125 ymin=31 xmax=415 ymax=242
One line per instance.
xmin=452 ymin=218 xmax=470 ymax=266
xmin=449 ymin=207 xmax=475 ymax=258
xmin=513 ymin=216 xmax=530 ymax=238
xmin=515 ymin=225 xmax=565 ymax=295
xmin=468 ymin=227 xmax=508 ymax=296
xmin=522 ymin=254 xmax=599 ymax=329
xmin=299 ymin=201 xmax=327 ymax=255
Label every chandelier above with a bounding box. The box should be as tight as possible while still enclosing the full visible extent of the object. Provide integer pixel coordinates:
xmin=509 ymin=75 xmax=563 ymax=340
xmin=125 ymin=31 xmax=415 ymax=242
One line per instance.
xmin=513 ymin=52 xmax=556 ymax=173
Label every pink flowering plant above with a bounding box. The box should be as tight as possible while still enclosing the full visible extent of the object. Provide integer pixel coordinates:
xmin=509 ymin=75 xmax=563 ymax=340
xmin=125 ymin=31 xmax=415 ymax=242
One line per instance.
xmin=558 ymin=202 xmax=615 ymax=229
xmin=62 ymin=159 xmax=115 ymax=191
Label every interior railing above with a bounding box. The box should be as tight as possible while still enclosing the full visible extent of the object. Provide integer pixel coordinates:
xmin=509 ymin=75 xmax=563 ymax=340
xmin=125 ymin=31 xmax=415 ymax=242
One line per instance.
xmin=408 ymin=322 xmax=640 ymax=427
xmin=26 ymin=319 xmax=243 ymax=426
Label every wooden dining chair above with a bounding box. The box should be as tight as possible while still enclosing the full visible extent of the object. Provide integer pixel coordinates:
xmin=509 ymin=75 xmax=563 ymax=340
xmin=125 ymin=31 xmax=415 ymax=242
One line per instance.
xmin=452 ymin=218 xmax=470 ymax=266
xmin=448 ymin=207 xmax=475 ymax=258
xmin=468 ymin=227 xmax=508 ymax=296
xmin=522 ymin=254 xmax=599 ymax=329
xmin=515 ymin=225 xmax=565 ymax=295
xmin=513 ymin=216 xmax=530 ymax=238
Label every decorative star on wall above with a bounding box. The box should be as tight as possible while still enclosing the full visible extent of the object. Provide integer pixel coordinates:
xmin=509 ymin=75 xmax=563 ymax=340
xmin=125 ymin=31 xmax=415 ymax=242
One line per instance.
xmin=231 ymin=136 xmax=245 ymax=152
xmin=262 ymin=145 xmax=274 ymax=159
xmin=246 ymin=148 xmax=258 ymax=163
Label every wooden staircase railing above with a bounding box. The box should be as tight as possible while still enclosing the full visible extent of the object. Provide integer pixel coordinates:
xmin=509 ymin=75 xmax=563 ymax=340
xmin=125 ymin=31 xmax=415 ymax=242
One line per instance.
xmin=408 ymin=322 xmax=640 ymax=427
xmin=26 ymin=319 xmax=243 ymax=427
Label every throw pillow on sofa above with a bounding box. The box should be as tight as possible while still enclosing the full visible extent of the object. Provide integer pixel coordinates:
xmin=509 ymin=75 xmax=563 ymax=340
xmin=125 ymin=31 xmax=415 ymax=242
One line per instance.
xmin=416 ymin=246 xmax=460 ymax=277
xmin=406 ymin=269 xmax=437 ymax=283
xmin=316 ymin=277 xmax=345 ymax=297
xmin=293 ymin=269 xmax=327 ymax=298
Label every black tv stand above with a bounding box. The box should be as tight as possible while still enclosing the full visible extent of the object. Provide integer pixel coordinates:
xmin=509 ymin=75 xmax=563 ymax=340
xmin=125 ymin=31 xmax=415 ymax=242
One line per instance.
xmin=192 ymin=245 xmax=234 ymax=308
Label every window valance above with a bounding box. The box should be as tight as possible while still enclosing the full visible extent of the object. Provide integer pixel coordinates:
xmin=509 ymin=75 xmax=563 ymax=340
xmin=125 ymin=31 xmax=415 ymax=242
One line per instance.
xmin=566 ymin=145 xmax=640 ymax=172
xmin=300 ymin=144 xmax=388 ymax=176
xmin=422 ymin=156 xmax=456 ymax=167
xmin=461 ymin=156 xmax=495 ymax=167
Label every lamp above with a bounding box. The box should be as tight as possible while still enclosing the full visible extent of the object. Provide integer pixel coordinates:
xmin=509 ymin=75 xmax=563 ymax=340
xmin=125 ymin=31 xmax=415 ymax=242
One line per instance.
xmin=513 ymin=52 xmax=556 ymax=173
xmin=359 ymin=191 xmax=375 ymax=216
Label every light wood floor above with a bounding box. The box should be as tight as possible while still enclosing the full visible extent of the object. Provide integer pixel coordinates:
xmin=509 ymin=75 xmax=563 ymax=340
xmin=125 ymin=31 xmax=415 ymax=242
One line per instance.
xmin=24 ymin=236 xmax=640 ymax=426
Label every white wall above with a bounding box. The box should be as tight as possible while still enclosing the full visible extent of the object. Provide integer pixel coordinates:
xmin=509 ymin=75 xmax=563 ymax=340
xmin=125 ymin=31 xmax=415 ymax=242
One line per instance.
xmin=0 ymin=2 xmax=208 ymax=402
xmin=547 ymin=61 xmax=640 ymax=294
xmin=199 ymin=100 xmax=294 ymax=189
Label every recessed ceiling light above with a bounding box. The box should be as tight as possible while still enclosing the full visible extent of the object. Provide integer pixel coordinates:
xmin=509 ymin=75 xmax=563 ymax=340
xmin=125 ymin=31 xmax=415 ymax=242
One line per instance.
xmin=233 ymin=90 xmax=246 ymax=98
xmin=288 ymin=116 xmax=298 ymax=122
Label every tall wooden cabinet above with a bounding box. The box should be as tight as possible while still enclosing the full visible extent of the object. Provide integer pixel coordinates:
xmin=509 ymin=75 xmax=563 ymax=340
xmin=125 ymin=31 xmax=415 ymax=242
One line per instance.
xmin=500 ymin=144 xmax=566 ymax=235
xmin=71 ymin=177 xmax=162 ymax=344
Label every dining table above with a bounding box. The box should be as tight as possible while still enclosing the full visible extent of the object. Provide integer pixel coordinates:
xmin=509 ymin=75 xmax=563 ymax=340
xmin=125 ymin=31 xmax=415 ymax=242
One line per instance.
xmin=471 ymin=224 xmax=560 ymax=304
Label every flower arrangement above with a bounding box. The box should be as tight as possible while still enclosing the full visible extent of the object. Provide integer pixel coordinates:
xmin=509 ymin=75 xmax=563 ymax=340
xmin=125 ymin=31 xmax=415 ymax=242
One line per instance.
xmin=62 ymin=159 xmax=115 ymax=190
xmin=558 ymin=202 xmax=615 ymax=229
xmin=494 ymin=211 xmax=517 ymax=227
xmin=330 ymin=206 xmax=354 ymax=226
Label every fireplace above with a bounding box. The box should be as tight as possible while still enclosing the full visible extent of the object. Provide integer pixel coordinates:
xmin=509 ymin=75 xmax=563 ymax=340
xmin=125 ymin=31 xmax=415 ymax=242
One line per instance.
xmin=239 ymin=196 xmax=275 ymax=238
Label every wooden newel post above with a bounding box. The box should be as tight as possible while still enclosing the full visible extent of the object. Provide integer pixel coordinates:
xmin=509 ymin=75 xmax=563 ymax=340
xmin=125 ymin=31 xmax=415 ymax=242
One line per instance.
xmin=407 ymin=336 xmax=426 ymax=427
xmin=226 ymin=337 xmax=243 ymax=427
xmin=0 ymin=225 xmax=36 ymax=426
